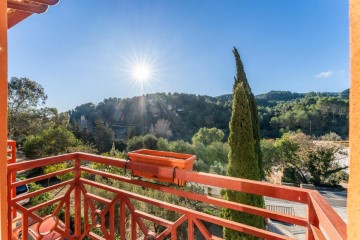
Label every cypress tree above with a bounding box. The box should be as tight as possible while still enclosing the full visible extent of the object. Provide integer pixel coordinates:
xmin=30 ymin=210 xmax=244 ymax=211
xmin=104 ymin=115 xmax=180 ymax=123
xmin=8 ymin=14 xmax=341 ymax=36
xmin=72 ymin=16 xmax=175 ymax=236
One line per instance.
xmin=223 ymin=83 xmax=265 ymax=240
xmin=232 ymin=47 xmax=264 ymax=179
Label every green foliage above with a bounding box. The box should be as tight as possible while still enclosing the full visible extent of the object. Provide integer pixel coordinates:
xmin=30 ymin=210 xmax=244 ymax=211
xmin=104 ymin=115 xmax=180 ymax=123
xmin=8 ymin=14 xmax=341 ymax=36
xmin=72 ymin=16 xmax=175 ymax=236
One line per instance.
xmin=7 ymin=77 xmax=72 ymax=143
xmin=43 ymin=162 xmax=74 ymax=181
xmin=192 ymin=127 xmax=224 ymax=145
xmin=125 ymin=133 xmax=228 ymax=174
xmin=67 ymin=89 xmax=349 ymax=144
xmin=223 ymin=82 xmax=264 ymax=239
xmin=168 ymin=140 xmax=194 ymax=154
xmin=28 ymin=182 xmax=54 ymax=216
xmin=94 ymin=118 xmax=114 ymax=153
xmin=232 ymin=47 xmax=264 ymax=179
xmin=274 ymin=132 xmax=311 ymax=183
xmin=127 ymin=134 xmax=159 ymax=151
xmin=68 ymin=93 xmax=231 ymax=142
xmin=260 ymin=139 xmax=279 ymax=176
xmin=88 ymin=143 xmax=127 ymax=176
xmin=263 ymin=132 xmax=348 ymax=186
xmin=282 ymin=167 xmax=303 ymax=185
xmin=65 ymin=144 xmax=97 ymax=154
xmin=307 ymin=143 xmax=348 ymax=186
xmin=23 ymin=127 xmax=91 ymax=159
xmin=8 ymin=77 xmax=48 ymax=114
xmin=261 ymin=94 xmax=349 ymax=138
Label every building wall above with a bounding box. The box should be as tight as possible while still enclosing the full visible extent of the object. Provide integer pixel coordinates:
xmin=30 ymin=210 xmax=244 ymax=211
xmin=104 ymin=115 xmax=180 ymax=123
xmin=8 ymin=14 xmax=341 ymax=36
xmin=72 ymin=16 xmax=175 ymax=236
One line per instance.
xmin=349 ymin=0 xmax=360 ymax=238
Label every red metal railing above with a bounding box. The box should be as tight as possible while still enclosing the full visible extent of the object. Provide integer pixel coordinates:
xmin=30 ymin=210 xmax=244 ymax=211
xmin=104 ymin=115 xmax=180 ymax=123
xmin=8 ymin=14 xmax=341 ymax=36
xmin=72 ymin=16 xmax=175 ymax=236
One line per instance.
xmin=7 ymin=140 xmax=17 ymax=219
xmin=6 ymin=142 xmax=346 ymax=240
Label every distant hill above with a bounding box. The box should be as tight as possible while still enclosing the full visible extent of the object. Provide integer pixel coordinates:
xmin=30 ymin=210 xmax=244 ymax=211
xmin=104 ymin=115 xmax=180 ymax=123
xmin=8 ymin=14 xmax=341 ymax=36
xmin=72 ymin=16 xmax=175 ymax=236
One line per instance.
xmin=68 ymin=89 xmax=349 ymax=142
xmin=219 ymin=89 xmax=349 ymax=104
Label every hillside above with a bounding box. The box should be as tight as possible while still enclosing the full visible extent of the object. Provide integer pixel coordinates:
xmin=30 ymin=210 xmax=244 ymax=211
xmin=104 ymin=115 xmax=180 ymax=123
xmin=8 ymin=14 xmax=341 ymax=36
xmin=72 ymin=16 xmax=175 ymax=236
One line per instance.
xmin=68 ymin=89 xmax=349 ymax=142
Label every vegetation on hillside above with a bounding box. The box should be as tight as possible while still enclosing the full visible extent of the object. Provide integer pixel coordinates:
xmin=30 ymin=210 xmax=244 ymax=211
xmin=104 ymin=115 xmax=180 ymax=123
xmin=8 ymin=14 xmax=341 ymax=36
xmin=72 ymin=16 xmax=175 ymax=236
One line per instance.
xmin=67 ymin=90 xmax=349 ymax=153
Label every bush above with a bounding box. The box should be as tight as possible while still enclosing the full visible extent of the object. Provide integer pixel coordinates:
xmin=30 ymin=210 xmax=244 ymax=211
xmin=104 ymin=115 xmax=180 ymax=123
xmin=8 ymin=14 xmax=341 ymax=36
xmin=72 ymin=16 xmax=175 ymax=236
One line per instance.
xmin=23 ymin=127 xmax=86 ymax=159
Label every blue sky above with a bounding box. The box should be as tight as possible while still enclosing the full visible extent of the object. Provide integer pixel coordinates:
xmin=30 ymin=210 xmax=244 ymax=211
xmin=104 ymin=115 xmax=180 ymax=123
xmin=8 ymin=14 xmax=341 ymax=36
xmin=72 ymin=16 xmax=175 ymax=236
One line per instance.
xmin=8 ymin=0 xmax=349 ymax=112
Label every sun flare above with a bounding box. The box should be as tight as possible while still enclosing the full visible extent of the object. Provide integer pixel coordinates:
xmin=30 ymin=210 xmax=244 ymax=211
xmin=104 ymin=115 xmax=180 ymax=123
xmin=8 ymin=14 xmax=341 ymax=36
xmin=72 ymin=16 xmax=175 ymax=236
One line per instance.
xmin=117 ymin=50 xmax=161 ymax=94
xmin=133 ymin=64 xmax=151 ymax=81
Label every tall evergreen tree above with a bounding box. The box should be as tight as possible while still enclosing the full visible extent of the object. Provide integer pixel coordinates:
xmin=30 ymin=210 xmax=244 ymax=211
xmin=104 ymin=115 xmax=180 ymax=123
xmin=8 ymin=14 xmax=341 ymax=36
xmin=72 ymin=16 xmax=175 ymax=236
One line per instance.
xmin=233 ymin=47 xmax=264 ymax=178
xmin=223 ymin=83 xmax=265 ymax=239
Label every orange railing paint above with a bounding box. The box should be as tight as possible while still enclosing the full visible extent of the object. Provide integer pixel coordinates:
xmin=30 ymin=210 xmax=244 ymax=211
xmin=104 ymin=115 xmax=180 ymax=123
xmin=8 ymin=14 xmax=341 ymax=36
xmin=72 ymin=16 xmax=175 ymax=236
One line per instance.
xmin=128 ymin=149 xmax=196 ymax=186
xmin=5 ymin=143 xmax=347 ymax=240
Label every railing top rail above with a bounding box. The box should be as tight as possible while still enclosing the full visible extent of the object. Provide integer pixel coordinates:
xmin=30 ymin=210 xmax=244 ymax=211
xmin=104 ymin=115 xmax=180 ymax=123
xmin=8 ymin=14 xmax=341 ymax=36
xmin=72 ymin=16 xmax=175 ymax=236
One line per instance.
xmin=8 ymin=152 xmax=312 ymax=203
xmin=77 ymin=152 xmax=311 ymax=203
xmin=7 ymin=152 xmax=77 ymax=172
xmin=310 ymin=191 xmax=347 ymax=239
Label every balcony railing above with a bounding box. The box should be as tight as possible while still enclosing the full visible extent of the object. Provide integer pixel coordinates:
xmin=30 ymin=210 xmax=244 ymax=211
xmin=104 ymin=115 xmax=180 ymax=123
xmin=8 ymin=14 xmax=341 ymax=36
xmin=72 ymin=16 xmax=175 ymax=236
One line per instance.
xmin=6 ymin=141 xmax=346 ymax=240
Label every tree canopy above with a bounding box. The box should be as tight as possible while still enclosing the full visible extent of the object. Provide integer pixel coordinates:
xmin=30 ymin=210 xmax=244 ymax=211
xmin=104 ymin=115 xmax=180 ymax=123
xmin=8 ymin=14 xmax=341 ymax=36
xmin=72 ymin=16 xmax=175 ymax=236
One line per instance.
xmin=192 ymin=127 xmax=224 ymax=145
xmin=262 ymin=131 xmax=348 ymax=186
xmin=23 ymin=127 xmax=95 ymax=159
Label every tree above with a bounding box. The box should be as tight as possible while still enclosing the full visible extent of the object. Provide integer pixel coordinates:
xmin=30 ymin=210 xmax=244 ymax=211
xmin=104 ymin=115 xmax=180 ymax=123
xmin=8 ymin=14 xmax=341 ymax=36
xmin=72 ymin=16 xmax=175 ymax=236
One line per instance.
xmin=127 ymin=134 xmax=159 ymax=152
xmin=23 ymin=127 xmax=92 ymax=159
xmin=192 ymin=127 xmax=224 ymax=145
xmin=206 ymin=142 xmax=229 ymax=175
xmin=8 ymin=77 xmax=47 ymax=116
xmin=274 ymin=132 xmax=311 ymax=184
xmin=94 ymin=118 xmax=114 ymax=153
xmin=233 ymin=47 xmax=264 ymax=179
xmin=260 ymin=139 xmax=279 ymax=176
xmin=307 ymin=142 xmax=348 ymax=186
xmin=149 ymin=119 xmax=173 ymax=139
xmin=320 ymin=132 xmax=342 ymax=141
xmin=223 ymin=83 xmax=265 ymax=239
xmin=267 ymin=132 xmax=348 ymax=186
xmin=8 ymin=77 xmax=48 ymax=141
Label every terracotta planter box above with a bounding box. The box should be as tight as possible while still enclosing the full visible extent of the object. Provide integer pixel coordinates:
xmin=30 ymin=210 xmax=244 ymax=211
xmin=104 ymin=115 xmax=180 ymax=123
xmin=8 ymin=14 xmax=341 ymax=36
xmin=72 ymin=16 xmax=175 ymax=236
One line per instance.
xmin=128 ymin=149 xmax=196 ymax=186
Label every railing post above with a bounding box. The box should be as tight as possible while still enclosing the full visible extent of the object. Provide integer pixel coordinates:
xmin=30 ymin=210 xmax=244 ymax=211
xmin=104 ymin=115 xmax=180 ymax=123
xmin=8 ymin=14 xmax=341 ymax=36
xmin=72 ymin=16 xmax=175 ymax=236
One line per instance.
xmin=110 ymin=204 xmax=115 ymax=239
xmin=8 ymin=142 xmax=16 ymax=219
xmin=171 ymin=226 xmax=177 ymax=240
xmin=6 ymin=173 xmax=12 ymax=240
xmin=120 ymin=198 xmax=126 ymax=240
xmin=131 ymin=213 xmax=137 ymax=240
xmin=74 ymin=158 xmax=81 ymax=238
xmin=307 ymin=199 xmax=318 ymax=240
xmin=188 ymin=217 xmax=194 ymax=240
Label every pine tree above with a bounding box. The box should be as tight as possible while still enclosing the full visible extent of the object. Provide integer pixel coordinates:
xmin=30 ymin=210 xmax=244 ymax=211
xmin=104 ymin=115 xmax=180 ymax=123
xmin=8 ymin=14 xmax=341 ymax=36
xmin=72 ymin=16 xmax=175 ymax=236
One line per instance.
xmin=223 ymin=83 xmax=265 ymax=240
xmin=232 ymin=47 xmax=264 ymax=178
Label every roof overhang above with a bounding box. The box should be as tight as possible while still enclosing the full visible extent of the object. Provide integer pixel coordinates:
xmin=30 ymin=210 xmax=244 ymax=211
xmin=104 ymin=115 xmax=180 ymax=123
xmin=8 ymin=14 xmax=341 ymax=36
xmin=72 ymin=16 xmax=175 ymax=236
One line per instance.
xmin=7 ymin=0 xmax=59 ymax=29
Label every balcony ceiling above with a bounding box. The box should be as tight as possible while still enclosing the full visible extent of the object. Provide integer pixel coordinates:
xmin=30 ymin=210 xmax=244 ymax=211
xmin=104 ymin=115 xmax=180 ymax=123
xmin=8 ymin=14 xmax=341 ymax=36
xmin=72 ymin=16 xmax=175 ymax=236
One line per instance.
xmin=7 ymin=0 xmax=59 ymax=29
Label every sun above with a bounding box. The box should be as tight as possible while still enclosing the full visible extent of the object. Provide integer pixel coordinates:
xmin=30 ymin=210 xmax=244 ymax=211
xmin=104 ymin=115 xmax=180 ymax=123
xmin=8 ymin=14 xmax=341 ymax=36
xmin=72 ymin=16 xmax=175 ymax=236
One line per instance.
xmin=132 ymin=64 xmax=151 ymax=81
xmin=116 ymin=50 xmax=161 ymax=94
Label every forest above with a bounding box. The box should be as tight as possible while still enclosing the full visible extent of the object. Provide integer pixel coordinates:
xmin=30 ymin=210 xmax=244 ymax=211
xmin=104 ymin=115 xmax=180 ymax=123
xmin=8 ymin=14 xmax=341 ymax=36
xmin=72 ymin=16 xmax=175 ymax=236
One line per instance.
xmin=67 ymin=89 xmax=349 ymax=148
